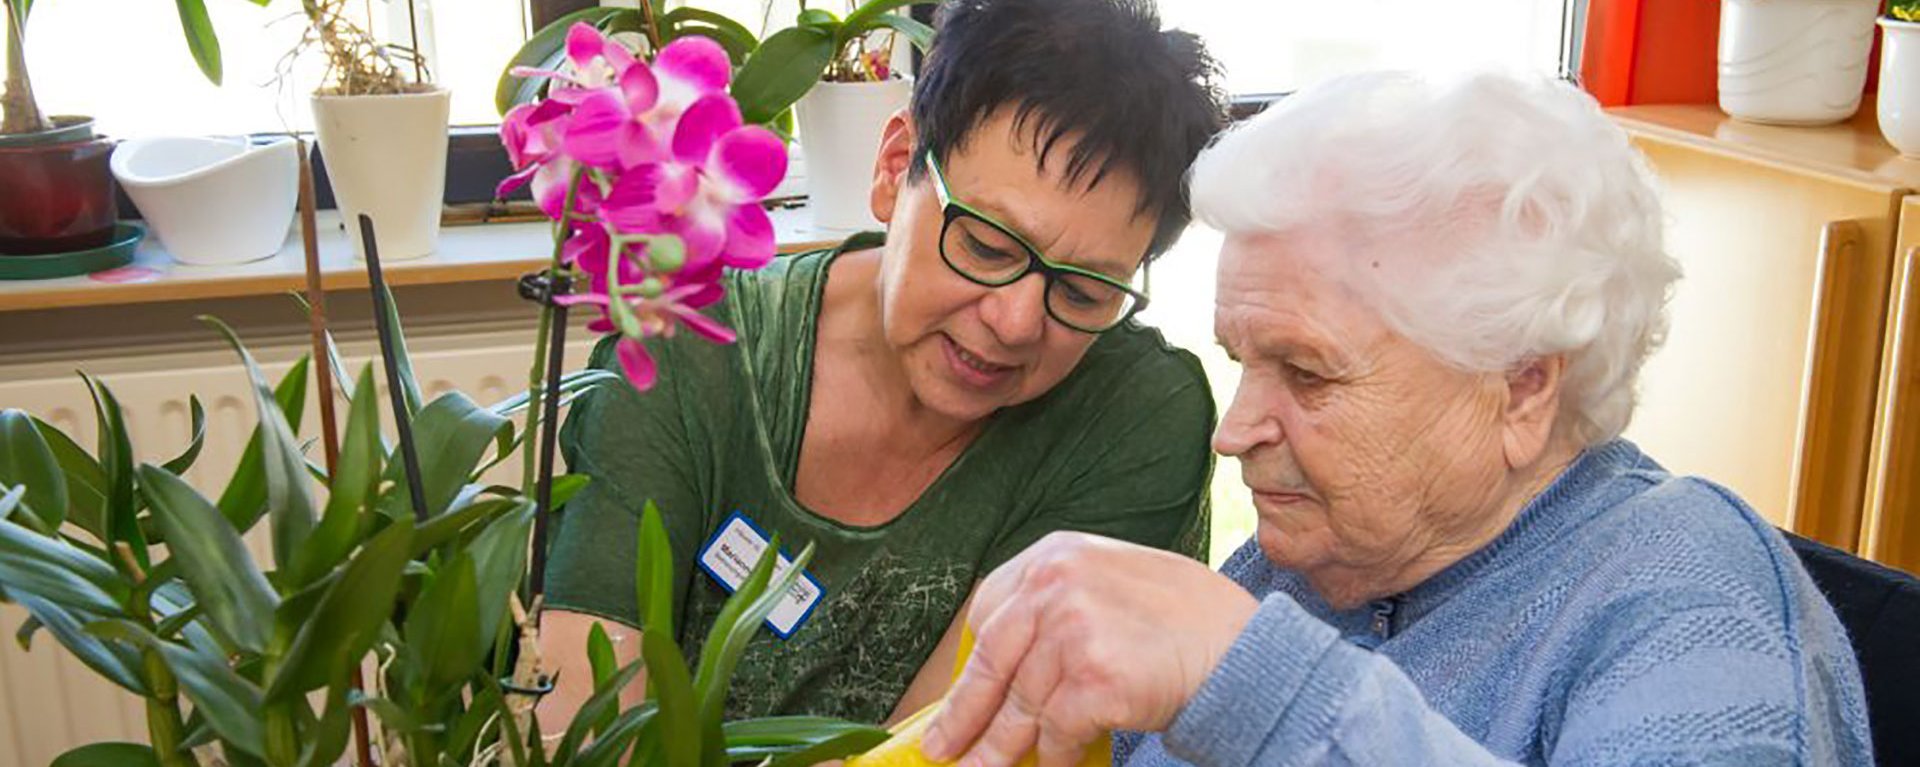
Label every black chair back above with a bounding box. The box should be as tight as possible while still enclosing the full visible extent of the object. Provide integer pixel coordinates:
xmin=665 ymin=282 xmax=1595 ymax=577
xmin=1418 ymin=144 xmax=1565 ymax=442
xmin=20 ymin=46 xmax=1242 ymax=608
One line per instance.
xmin=1784 ymin=532 xmax=1920 ymax=766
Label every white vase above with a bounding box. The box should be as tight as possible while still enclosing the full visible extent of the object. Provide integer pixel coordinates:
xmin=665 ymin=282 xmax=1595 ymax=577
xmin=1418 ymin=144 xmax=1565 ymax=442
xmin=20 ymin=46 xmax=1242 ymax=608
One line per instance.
xmin=1879 ymin=18 xmax=1920 ymax=157
xmin=1718 ymin=0 xmax=1879 ymax=125
xmin=110 ymin=136 xmax=298 ymax=266
xmin=311 ymin=88 xmax=451 ymax=261
xmin=796 ymin=78 xmax=913 ymax=232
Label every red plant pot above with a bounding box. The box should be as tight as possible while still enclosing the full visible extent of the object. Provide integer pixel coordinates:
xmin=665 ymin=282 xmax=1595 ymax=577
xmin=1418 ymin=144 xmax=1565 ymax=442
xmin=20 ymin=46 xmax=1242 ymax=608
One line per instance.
xmin=0 ymin=129 xmax=119 ymax=256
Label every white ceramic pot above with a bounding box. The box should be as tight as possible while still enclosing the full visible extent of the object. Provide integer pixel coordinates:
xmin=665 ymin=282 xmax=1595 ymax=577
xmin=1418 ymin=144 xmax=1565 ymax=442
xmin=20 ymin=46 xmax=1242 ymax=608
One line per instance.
xmin=1879 ymin=18 xmax=1920 ymax=157
xmin=1718 ymin=0 xmax=1879 ymax=125
xmin=311 ymin=88 xmax=450 ymax=261
xmin=796 ymin=78 xmax=913 ymax=232
xmin=110 ymin=136 xmax=297 ymax=266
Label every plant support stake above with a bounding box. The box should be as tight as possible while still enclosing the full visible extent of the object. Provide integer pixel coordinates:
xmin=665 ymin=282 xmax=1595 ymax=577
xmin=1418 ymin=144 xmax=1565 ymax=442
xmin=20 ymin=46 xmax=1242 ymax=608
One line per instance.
xmin=359 ymin=214 xmax=430 ymax=522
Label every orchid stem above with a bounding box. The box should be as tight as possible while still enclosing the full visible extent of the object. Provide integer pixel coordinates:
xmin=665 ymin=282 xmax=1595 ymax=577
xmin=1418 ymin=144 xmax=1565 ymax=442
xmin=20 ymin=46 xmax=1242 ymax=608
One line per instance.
xmin=522 ymin=168 xmax=588 ymax=615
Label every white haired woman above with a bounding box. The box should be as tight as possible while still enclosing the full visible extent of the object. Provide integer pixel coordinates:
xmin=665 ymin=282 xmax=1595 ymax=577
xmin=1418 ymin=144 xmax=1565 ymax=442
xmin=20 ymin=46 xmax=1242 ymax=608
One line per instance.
xmin=914 ymin=72 xmax=1875 ymax=765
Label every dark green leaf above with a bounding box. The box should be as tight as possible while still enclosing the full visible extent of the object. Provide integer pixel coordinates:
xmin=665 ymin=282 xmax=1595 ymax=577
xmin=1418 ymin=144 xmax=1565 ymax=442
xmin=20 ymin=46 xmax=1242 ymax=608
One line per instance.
xmin=90 ymin=620 xmax=266 ymax=758
xmin=215 ymin=355 xmax=311 ymax=535
xmin=0 ymin=408 xmax=68 ymax=529
xmin=294 ymin=674 xmax=352 ymax=767
xmin=404 ymin=553 xmax=481 ymax=692
xmin=553 ymin=661 xmax=644 ymax=764
xmin=50 ymin=741 xmax=161 ymax=767
xmin=202 ymin=318 xmax=317 ymax=571
xmin=495 ymin=6 xmax=629 ymax=115
xmin=838 ymin=0 xmax=936 ymax=43
xmin=172 ymin=0 xmax=222 ymax=85
xmin=140 ymin=464 xmax=277 ymax=653
xmin=642 ymin=630 xmax=700 ymax=767
xmin=32 ymin=416 xmax=106 ymax=538
xmin=731 ymin=26 xmax=835 ymax=125
xmin=14 ymin=612 xmax=40 ymax=648
xmin=0 ymin=516 xmax=127 ymax=614
xmin=376 ymin=285 xmax=425 ymax=418
xmin=724 ymin=715 xmax=891 ymax=746
xmin=863 ymin=13 xmax=934 ymax=52
xmin=692 ymin=532 xmax=781 ymax=704
xmin=548 ymin=474 xmax=590 ymax=510
xmin=411 ymin=497 xmax=521 ymax=558
xmin=159 ymin=396 xmax=207 ymax=476
xmin=763 ymin=729 xmax=891 ymax=767
xmin=659 ymin=6 xmax=758 ymax=64
xmin=486 ymin=369 xmax=623 ymax=416
xmin=154 ymin=601 xmax=203 ymax=640
xmin=15 ymin=595 xmax=146 ymax=695
xmin=83 ymin=376 xmax=146 ymax=572
xmin=462 ymin=501 xmax=532 ymax=675
xmin=697 ymin=543 xmax=815 ymax=739
xmin=376 ymin=392 xmax=510 ymax=521
xmin=635 ymin=501 xmax=673 ymax=638
xmin=444 ymin=680 xmax=503 ymax=760
xmin=797 ymin=7 xmax=840 ymax=32
xmin=290 ymin=365 xmax=382 ymax=588
xmin=266 ymin=518 xmax=412 ymax=702
xmin=571 ymin=702 xmax=658 ymax=767
xmin=586 ymin=622 xmax=616 ymax=690
xmin=347 ymin=691 xmax=422 ymax=735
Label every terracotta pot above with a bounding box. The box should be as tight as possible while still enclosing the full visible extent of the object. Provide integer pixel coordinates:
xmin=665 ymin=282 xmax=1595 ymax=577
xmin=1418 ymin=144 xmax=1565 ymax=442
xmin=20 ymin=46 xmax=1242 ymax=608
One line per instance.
xmin=0 ymin=116 xmax=118 ymax=255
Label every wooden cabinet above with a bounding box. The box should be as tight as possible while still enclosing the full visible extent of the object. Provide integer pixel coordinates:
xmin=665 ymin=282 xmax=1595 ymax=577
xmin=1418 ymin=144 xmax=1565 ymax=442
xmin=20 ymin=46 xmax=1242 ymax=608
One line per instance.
xmin=1864 ymin=198 xmax=1920 ymax=572
xmin=1609 ymin=105 xmax=1920 ymax=558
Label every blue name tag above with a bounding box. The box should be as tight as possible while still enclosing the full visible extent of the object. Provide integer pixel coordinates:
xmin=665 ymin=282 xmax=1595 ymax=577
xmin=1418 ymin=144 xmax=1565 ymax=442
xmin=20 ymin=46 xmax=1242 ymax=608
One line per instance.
xmin=695 ymin=511 xmax=825 ymax=639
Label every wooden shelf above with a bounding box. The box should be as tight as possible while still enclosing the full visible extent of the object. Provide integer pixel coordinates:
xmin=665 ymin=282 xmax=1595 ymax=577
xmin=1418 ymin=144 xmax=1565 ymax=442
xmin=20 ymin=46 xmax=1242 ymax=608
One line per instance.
xmin=0 ymin=205 xmax=845 ymax=313
xmin=1609 ymin=104 xmax=1920 ymax=192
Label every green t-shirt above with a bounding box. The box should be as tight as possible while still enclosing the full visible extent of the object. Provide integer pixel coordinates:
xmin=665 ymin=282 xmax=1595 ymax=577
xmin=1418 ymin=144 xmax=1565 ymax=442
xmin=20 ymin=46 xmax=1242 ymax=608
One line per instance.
xmin=545 ymin=234 xmax=1215 ymax=723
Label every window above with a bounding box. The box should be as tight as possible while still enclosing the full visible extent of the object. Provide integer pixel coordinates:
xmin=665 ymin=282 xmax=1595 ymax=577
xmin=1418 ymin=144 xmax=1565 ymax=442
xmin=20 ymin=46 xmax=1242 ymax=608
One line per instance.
xmin=1157 ymin=0 xmax=1570 ymax=97
xmin=24 ymin=0 xmax=529 ymax=137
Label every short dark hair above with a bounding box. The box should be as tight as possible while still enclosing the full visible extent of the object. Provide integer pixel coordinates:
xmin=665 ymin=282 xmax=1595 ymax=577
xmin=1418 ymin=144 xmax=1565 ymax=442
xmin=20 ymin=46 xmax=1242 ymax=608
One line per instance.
xmin=910 ymin=0 xmax=1225 ymax=259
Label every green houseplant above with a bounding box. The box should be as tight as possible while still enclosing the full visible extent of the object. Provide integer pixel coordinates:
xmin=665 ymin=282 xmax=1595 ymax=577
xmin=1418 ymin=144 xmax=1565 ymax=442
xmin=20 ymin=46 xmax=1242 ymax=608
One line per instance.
xmin=1879 ymin=0 xmax=1920 ymax=157
xmin=0 ymin=0 xmax=254 ymax=256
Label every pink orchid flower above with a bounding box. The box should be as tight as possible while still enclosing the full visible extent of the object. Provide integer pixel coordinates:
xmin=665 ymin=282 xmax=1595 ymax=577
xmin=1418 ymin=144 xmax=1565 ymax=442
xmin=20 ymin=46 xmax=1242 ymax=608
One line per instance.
xmin=497 ymin=22 xmax=788 ymax=392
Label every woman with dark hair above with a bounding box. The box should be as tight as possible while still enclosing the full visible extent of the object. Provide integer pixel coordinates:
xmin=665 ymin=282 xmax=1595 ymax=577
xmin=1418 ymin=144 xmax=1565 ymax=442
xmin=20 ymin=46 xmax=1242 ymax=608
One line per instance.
xmin=537 ymin=0 xmax=1227 ymax=729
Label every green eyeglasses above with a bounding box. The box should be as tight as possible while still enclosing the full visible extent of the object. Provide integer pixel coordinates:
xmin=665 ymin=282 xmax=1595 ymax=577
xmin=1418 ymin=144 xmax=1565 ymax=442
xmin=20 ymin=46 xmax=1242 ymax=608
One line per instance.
xmin=925 ymin=152 xmax=1150 ymax=334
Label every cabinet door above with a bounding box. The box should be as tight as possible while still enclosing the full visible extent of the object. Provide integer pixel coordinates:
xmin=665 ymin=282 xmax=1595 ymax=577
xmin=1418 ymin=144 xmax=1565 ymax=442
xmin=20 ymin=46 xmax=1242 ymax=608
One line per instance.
xmin=1623 ymin=137 xmax=1901 ymax=549
xmin=1864 ymin=198 xmax=1920 ymax=572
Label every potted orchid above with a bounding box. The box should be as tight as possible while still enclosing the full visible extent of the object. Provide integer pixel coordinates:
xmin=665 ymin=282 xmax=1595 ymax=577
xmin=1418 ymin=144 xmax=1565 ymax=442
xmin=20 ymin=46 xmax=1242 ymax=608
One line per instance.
xmin=0 ymin=0 xmax=251 ymax=258
xmin=0 ymin=17 xmax=894 ymax=767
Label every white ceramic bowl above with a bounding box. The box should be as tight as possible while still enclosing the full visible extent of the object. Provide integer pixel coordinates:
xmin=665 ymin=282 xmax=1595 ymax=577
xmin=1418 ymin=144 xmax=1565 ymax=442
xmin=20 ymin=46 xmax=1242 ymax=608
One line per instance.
xmin=111 ymin=136 xmax=297 ymax=266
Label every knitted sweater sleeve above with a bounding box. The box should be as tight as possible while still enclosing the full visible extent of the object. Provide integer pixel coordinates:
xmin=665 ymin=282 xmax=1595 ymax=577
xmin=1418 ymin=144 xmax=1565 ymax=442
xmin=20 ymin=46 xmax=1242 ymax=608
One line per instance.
xmin=1154 ymin=593 xmax=1812 ymax=767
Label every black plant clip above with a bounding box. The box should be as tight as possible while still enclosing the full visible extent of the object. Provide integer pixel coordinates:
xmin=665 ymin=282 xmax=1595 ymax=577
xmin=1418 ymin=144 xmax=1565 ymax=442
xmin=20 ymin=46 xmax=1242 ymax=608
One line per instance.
xmin=516 ymin=270 xmax=572 ymax=308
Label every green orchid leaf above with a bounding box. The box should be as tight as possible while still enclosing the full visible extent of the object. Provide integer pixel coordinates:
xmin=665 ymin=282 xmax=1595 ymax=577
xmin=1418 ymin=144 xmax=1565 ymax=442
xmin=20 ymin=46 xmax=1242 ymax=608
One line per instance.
xmin=15 ymin=595 xmax=147 ymax=695
xmin=635 ymin=500 xmax=674 ymax=638
xmin=411 ymin=497 xmax=522 ymax=558
xmin=266 ymin=518 xmax=413 ymax=702
xmin=172 ymin=0 xmax=222 ymax=85
xmin=838 ymin=0 xmax=935 ymax=44
xmin=159 ymin=395 xmax=208 ymax=476
xmin=731 ymin=26 xmax=835 ymax=125
xmin=642 ymin=630 xmax=700 ymax=767
xmin=82 ymin=375 xmax=146 ymax=572
xmin=0 ymin=515 xmax=128 ymax=614
xmin=658 ymin=6 xmax=758 ymax=64
xmin=553 ymin=661 xmax=644 ymax=764
xmin=375 ymin=392 xmax=509 ymax=521
xmin=485 ymin=369 xmax=623 ymax=416
xmin=216 ymin=355 xmax=310 ymax=534
xmin=586 ymin=621 xmax=616 ymax=690
xmin=50 ymin=741 xmax=161 ymax=767
xmin=0 ymin=408 xmax=67 ymax=529
xmin=763 ymin=729 xmax=891 ymax=767
xmin=30 ymin=416 xmax=105 ymax=538
xmin=294 ymin=674 xmax=353 ymax=767
xmin=863 ymin=13 xmax=933 ymax=52
xmin=90 ymin=619 xmax=266 ymax=758
xmin=404 ymin=552 xmax=481 ymax=692
xmin=289 ymin=365 xmax=383 ymax=588
xmin=571 ymin=703 xmax=659 ymax=767
xmin=202 ymin=318 xmax=317 ymax=571
xmin=139 ymin=464 xmax=277 ymax=653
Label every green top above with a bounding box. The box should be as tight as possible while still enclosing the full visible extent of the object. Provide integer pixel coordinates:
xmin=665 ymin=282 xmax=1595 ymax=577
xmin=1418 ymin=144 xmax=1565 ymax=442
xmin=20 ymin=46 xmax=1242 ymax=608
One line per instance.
xmin=545 ymin=234 xmax=1215 ymax=723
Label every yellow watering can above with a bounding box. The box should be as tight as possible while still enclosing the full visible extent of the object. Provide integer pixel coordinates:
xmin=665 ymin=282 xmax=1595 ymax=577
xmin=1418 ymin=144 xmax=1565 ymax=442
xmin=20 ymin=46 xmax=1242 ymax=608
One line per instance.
xmin=845 ymin=627 xmax=1112 ymax=767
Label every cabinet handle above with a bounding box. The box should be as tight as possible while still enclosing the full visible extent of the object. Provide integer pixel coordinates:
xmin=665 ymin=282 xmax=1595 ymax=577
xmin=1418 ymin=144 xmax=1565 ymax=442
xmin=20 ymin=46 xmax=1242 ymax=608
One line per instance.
xmin=1789 ymin=220 xmax=1865 ymax=547
xmin=1865 ymin=246 xmax=1920 ymax=562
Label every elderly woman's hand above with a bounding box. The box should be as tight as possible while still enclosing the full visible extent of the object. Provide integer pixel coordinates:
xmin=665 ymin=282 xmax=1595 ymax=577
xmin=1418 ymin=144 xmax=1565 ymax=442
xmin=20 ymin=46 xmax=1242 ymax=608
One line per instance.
xmin=920 ymin=532 xmax=1259 ymax=767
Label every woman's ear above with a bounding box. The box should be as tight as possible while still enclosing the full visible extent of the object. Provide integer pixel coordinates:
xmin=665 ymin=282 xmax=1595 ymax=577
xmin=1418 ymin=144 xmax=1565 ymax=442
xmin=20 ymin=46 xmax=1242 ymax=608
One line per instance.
xmin=1501 ymin=354 xmax=1567 ymax=470
xmin=870 ymin=109 xmax=917 ymax=225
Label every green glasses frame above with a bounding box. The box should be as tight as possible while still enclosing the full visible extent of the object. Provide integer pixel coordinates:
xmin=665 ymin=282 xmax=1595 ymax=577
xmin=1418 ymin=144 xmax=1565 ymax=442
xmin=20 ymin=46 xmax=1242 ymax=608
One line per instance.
xmin=924 ymin=151 xmax=1151 ymax=333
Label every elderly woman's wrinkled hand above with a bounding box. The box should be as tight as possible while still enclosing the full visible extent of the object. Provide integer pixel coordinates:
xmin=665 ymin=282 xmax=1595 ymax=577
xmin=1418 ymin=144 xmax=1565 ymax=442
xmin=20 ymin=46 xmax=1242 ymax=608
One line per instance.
xmin=919 ymin=532 xmax=1259 ymax=767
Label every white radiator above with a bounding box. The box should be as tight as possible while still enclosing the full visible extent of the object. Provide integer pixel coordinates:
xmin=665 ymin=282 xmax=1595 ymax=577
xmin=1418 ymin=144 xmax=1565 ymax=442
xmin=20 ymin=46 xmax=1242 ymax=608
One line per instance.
xmin=0 ymin=329 xmax=598 ymax=767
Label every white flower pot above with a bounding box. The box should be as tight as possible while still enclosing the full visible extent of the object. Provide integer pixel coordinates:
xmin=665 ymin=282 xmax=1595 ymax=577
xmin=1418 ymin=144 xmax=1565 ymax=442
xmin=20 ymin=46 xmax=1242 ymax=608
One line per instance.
xmin=110 ymin=136 xmax=298 ymax=266
xmin=1879 ymin=18 xmax=1920 ymax=157
xmin=1718 ymin=0 xmax=1879 ymax=125
xmin=796 ymin=78 xmax=913 ymax=232
xmin=311 ymin=88 xmax=451 ymax=261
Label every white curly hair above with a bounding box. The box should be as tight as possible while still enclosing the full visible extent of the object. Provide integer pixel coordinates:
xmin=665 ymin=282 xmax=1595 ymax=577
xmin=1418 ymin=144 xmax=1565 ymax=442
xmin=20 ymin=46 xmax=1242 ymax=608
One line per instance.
xmin=1189 ymin=70 xmax=1681 ymax=446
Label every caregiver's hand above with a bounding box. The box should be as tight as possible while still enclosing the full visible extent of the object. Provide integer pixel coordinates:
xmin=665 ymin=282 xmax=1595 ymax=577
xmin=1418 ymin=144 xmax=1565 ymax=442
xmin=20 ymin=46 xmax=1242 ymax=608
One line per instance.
xmin=921 ymin=533 xmax=1259 ymax=767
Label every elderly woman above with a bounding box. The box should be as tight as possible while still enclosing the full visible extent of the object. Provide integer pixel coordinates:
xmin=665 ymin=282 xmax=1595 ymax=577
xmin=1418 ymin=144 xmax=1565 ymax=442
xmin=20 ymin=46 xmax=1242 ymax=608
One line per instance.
xmin=538 ymin=0 xmax=1225 ymax=731
xmin=921 ymin=72 xmax=1874 ymax=765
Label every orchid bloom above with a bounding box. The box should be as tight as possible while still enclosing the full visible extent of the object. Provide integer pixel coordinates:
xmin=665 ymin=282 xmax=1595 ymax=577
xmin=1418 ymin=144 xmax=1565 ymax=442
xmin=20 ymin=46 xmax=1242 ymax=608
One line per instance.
xmin=498 ymin=23 xmax=787 ymax=390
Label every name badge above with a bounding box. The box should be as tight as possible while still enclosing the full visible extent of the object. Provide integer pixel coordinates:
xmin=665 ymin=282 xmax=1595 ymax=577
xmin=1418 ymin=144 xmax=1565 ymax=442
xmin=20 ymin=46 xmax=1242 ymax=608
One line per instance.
xmin=695 ymin=512 xmax=825 ymax=639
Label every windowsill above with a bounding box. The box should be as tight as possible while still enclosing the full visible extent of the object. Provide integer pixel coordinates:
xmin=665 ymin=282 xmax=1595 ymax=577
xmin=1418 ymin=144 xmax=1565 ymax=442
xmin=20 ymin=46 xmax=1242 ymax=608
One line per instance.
xmin=1608 ymin=104 xmax=1920 ymax=190
xmin=0 ymin=204 xmax=848 ymax=313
